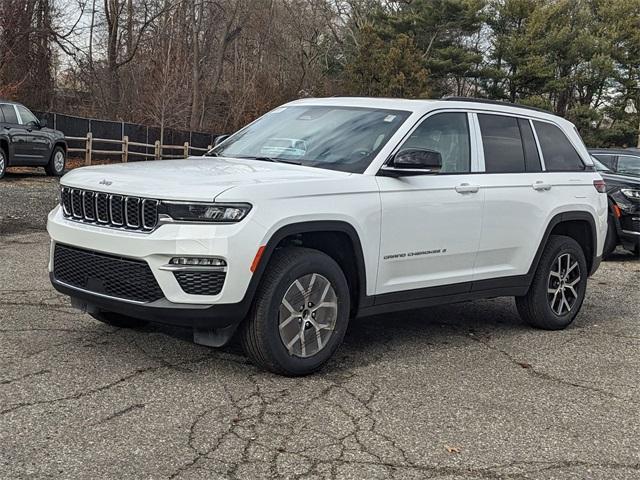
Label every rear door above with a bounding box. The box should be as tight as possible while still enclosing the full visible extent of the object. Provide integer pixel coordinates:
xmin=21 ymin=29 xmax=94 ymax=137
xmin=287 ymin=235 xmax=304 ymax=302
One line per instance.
xmin=375 ymin=111 xmax=484 ymax=297
xmin=472 ymin=113 xmax=553 ymax=283
xmin=0 ymin=104 xmax=24 ymax=163
xmin=474 ymin=114 xmax=595 ymax=282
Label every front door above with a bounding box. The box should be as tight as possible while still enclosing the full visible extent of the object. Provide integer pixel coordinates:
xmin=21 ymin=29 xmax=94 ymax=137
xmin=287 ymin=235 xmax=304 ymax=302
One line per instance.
xmin=375 ymin=111 xmax=483 ymax=298
xmin=16 ymin=104 xmax=50 ymax=163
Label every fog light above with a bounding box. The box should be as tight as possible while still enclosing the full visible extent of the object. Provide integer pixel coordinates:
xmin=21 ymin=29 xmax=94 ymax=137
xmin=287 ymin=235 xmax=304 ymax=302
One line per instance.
xmin=169 ymin=257 xmax=227 ymax=267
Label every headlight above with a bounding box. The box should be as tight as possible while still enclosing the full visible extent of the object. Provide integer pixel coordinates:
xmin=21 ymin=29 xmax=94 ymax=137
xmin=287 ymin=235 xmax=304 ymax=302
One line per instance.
xmin=621 ymin=189 xmax=640 ymax=200
xmin=162 ymin=202 xmax=251 ymax=222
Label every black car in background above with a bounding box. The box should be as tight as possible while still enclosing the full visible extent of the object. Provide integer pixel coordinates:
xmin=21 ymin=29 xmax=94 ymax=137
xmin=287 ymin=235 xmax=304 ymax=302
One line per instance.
xmin=0 ymin=100 xmax=67 ymax=179
xmin=590 ymin=148 xmax=640 ymax=176
xmin=591 ymin=156 xmax=640 ymax=257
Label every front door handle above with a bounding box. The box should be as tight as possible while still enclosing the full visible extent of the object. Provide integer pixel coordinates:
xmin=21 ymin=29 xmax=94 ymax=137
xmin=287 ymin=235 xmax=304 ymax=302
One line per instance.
xmin=455 ymin=183 xmax=479 ymax=194
xmin=532 ymin=181 xmax=552 ymax=191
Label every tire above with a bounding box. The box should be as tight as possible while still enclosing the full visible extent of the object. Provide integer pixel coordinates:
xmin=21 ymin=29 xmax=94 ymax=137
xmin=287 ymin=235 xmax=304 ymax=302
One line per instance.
xmin=602 ymin=214 xmax=617 ymax=259
xmin=45 ymin=146 xmax=65 ymax=176
xmin=0 ymin=147 xmax=6 ymax=179
xmin=240 ymin=247 xmax=350 ymax=376
xmin=89 ymin=311 xmax=148 ymax=329
xmin=516 ymin=235 xmax=588 ymax=330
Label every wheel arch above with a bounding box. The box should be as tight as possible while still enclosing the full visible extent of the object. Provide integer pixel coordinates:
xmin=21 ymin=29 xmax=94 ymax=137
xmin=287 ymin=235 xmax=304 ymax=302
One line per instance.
xmin=248 ymin=220 xmax=369 ymax=317
xmin=529 ymin=211 xmax=599 ymax=278
xmin=0 ymin=136 xmax=9 ymax=161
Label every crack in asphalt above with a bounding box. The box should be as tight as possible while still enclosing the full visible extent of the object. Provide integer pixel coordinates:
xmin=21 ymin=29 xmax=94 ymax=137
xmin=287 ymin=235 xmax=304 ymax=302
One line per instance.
xmin=92 ymin=403 xmax=146 ymax=426
xmin=0 ymin=369 xmax=51 ymax=385
xmin=466 ymin=331 xmax=638 ymax=405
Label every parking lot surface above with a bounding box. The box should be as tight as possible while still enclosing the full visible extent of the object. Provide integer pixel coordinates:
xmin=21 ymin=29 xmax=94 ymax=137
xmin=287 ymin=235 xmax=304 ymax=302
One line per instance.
xmin=1 ymin=172 xmax=640 ymax=479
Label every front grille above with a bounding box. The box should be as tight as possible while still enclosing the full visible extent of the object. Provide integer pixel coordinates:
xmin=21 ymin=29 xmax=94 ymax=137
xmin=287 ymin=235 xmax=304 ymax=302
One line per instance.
xmin=53 ymin=244 xmax=164 ymax=303
xmin=174 ymin=271 xmax=226 ymax=295
xmin=60 ymin=187 xmax=159 ymax=232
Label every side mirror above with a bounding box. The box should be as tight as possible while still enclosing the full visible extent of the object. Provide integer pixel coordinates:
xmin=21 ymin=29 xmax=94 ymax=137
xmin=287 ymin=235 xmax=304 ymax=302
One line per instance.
xmin=213 ymin=135 xmax=229 ymax=147
xmin=380 ymin=148 xmax=443 ymax=176
xmin=39 ymin=118 xmax=47 ymax=128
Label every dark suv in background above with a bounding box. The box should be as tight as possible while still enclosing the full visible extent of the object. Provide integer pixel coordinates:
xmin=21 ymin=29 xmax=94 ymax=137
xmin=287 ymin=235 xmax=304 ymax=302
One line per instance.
xmin=0 ymin=100 xmax=67 ymax=179
xmin=590 ymin=152 xmax=640 ymax=256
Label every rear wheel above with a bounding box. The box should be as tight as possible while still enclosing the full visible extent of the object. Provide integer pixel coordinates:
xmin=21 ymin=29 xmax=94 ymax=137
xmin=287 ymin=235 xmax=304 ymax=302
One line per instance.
xmin=45 ymin=146 xmax=65 ymax=176
xmin=516 ymin=235 xmax=588 ymax=330
xmin=0 ymin=147 xmax=6 ymax=179
xmin=240 ymin=247 xmax=350 ymax=376
xmin=90 ymin=311 xmax=148 ymax=329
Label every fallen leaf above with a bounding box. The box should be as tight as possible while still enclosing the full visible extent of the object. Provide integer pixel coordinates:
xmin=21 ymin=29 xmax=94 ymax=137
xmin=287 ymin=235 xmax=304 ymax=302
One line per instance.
xmin=445 ymin=445 xmax=461 ymax=454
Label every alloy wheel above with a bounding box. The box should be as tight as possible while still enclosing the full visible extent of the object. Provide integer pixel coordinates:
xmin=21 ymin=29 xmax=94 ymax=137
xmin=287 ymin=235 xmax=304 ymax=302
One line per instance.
xmin=0 ymin=151 xmax=5 ymax=175
xmin=547 ymin=253 xmax=581 ymax=316
xmin=54 ymin=150 xmax=65 ymax=172
xmin=278 ymin=273 xmax=338 ymax=358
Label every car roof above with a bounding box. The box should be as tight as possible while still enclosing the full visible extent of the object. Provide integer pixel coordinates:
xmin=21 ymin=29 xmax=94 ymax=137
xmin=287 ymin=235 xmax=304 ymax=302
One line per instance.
xmin=0 ymin=99 xmax=19 ymax=105
xmin=588 ymin=148 xmax=640 ymax=155
xmin=284 ymin=96 xmax=571 ymax=126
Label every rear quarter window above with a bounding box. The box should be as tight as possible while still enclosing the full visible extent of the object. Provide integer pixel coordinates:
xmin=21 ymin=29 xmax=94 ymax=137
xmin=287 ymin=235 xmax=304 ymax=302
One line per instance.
xmin=533 ymin=121 xmax=585 ymax=171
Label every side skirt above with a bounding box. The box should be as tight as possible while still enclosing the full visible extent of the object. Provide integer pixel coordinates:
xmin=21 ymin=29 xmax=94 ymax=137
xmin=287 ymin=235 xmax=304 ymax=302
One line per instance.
xmin=356 ymin=275 xmax=530 ymax=318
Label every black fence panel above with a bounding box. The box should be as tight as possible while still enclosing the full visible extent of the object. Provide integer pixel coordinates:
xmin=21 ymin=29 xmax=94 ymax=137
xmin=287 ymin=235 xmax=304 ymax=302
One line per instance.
xmin=124 ymin=123 xmax=148 ymax=160
xmin=191 ymin=132 xmax=213 ymax=150
xmin=147 ymin=126 xmax=161 ymax=151
xmin=30 ymin=110 xmax=221 ymax=161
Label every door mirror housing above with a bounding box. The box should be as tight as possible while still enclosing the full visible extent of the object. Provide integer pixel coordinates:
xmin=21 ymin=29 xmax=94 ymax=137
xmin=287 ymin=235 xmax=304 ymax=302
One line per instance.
xmin=39 ymin=118 xmax=47 ymax=128
xmin=380 ymin=148 xmax=443 ymax=176
xmin=213 ymin=134 xmax=229 ymax=147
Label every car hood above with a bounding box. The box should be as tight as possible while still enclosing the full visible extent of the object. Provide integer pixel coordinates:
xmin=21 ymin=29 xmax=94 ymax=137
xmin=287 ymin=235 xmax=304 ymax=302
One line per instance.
xmin=601 ymin=171 xmax=640 ymax=187
xmin=60 ymin=157 xmax=351 ymax=201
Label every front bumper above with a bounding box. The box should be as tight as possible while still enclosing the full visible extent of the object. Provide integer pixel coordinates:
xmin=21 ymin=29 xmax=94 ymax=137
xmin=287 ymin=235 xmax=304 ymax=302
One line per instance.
xmin=50 ymin=274 xmax=247 ymax=328
xmin=47 ymin=206 xmax=267 ymax=326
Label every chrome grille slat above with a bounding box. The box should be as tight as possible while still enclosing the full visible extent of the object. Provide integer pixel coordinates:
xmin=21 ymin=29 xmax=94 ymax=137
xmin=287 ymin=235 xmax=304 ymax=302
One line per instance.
xmin=125 ymin=197 xmax=141 ymax=228
xmin=142 ymin=199 xmax=159 ymax=230
xmin=71 ymin=189 xmax=83 ymax=218
xmin=110 ymin=195 xmax=125 ymax=226
xmin=82 ymin=191 xmax=96 ymax=221
xmin=60 ymin=187 xmax=159 ymax=233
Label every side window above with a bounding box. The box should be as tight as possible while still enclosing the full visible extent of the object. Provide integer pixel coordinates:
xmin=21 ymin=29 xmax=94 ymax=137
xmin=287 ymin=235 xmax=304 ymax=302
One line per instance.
xmin=478 ymin=114 xmax=525 ymax=173
xmin=616 ymin=155 xmax=640 ymax=175
xmin=401 ymin=112 xmax=470 ymax=173
xmin=518 ymin=119 xmax=542 ymax=172
xmin=0 ymin=104 xmax=18 ymax=124
xmin=16 ymin=105 xmax=38 ymax=125
xmin=533 ymin=121 xmax=585 ymax=171
xmin=593 ymin=154 xmax=615 ymax=169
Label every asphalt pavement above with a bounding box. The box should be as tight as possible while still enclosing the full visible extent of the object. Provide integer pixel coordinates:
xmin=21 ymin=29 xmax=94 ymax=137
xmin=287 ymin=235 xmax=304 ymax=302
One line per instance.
xmin=1 ymin=170 xmax=639 ymax=479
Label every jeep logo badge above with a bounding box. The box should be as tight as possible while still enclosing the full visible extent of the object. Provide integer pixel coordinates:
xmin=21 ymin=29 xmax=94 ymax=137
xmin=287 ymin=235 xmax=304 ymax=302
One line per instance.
xmin=99 ymin=179 xmax=112 ymax=186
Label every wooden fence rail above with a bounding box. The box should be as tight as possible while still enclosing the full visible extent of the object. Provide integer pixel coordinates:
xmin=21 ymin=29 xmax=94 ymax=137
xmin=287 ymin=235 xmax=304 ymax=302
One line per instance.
xmin=65 ymin=132 xmax=213 ymax=165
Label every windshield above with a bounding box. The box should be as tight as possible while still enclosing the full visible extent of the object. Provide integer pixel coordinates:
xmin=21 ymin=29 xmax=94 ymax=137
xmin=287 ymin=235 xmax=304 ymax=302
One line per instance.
xmin=208 ymin=105 xmax=411 ymax=173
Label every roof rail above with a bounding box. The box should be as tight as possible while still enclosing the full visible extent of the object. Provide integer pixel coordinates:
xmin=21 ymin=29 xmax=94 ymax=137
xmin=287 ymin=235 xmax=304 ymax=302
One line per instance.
xmin=442 ymin=96 xmax=553 ymax=115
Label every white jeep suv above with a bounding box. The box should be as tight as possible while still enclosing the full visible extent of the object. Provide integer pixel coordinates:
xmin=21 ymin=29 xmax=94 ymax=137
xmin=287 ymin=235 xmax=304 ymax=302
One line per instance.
xmin=48 ymin=97 xmax=607 ymax=375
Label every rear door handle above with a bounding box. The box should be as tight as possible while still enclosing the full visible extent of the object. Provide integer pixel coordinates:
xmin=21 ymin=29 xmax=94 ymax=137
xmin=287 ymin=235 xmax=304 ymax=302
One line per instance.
xmin=455 ymin=183 xmax=479 ymax=194
xmin=532 ymin=181 xmax=552 ymax=191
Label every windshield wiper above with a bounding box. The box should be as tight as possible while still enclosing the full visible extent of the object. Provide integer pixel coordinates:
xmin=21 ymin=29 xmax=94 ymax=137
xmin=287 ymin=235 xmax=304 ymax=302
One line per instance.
xmin=237 ymin=156 xmax=302 ymax=165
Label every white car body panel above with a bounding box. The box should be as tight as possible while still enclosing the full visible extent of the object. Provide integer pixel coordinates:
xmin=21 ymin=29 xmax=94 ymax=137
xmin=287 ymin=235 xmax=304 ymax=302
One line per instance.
xmin=47 ymin=97 xmax=607 ymax=316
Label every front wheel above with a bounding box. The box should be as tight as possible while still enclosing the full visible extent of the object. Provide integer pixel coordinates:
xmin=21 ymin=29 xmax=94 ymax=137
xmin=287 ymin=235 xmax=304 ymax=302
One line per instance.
xmin=240 ymin=247 xmax=350 ymax=376
xmin=516 ymin=235 xmax=588 ymax=330
xmin=0 ymin=147 xmax=7 ymax=179
xmin=45 ymin=146 xmax=65 ymax=176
